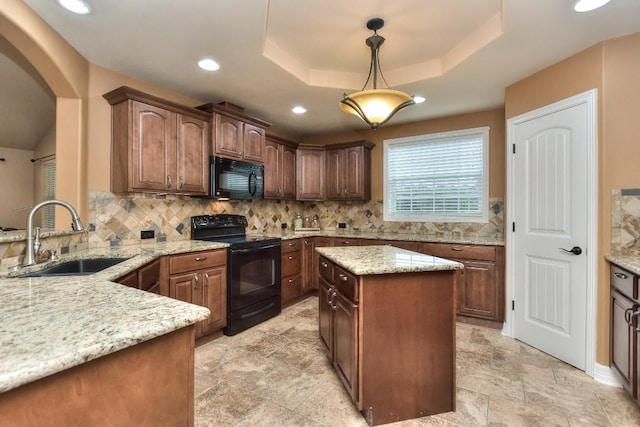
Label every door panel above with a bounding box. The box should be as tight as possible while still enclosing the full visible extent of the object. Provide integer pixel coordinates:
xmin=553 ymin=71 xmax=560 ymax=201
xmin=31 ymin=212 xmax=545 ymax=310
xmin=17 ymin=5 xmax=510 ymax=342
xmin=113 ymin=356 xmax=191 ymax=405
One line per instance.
xmin=512 ymin=101 xmax=588 ymax=369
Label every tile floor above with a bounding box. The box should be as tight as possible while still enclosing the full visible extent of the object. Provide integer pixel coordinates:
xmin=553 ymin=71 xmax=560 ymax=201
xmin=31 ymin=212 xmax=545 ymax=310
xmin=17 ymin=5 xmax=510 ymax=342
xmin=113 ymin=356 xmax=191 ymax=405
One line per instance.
xmin=194 ymin=296 xmax=640 ymax=426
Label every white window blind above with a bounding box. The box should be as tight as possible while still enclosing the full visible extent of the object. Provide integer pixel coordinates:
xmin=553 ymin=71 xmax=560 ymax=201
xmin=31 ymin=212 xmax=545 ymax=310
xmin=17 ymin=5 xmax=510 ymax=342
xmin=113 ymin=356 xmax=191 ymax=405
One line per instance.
xmin=384 ymin=127 xmax=489 ymax=223
xmin=42 ymin=159 xmax=56 ymax=228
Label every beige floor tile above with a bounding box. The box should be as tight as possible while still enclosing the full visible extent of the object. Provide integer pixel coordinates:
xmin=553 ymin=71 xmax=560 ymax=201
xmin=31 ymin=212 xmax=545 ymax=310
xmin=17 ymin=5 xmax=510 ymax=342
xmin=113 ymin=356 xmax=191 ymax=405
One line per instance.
xmin=194 ymin=296 xmax=640 ymax=427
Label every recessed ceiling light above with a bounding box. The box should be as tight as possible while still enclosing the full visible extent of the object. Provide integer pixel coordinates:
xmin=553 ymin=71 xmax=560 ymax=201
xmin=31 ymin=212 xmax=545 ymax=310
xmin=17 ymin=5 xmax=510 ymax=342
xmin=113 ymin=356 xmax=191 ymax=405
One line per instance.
xmin=413 ymin=96 xmax=426 ymax=104
xmin=292 ymin=106 xmax=306 ymax=114
xmin=197 ymin=59 xmax=220 ymax=71
xmin=574 ymin=0 xmax=611 ymax=12
xmin=56 ymin=0 xmax=91 ymax=15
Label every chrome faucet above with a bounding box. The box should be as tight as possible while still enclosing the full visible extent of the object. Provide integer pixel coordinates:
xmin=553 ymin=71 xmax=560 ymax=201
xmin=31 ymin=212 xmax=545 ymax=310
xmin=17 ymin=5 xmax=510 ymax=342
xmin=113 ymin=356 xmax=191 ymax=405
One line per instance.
xmin=23 ymin=199 xmax=85 ymax=266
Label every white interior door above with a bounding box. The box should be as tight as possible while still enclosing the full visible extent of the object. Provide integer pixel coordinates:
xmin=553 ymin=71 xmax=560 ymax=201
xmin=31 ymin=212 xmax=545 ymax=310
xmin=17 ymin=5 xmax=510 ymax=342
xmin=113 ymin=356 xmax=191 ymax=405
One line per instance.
xmin=508 ymin=91 xmax=596 ymax=371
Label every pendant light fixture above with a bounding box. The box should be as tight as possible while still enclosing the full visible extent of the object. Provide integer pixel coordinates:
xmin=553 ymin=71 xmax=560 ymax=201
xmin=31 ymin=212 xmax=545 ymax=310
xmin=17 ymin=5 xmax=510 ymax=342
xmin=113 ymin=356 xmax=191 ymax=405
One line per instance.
xmin=340 ymin=18 xmax=418 ymax=130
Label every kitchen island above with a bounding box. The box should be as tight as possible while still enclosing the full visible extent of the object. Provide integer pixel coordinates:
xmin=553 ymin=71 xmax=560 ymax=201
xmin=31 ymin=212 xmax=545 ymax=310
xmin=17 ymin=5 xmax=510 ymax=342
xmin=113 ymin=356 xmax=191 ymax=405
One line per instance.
xmin=0 ymin=241 xmax=225 ymax=426
xmin=316 ymin=245 xmax=463 ymax=426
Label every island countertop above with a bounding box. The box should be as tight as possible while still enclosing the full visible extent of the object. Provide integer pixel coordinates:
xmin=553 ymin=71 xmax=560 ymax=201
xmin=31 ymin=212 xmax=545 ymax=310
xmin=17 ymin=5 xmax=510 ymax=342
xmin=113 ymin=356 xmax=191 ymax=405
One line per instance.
xmin=0 ymin=240 xmax=229 ymax=393
xmin=316 ymin=245 xmax=464 ymax=276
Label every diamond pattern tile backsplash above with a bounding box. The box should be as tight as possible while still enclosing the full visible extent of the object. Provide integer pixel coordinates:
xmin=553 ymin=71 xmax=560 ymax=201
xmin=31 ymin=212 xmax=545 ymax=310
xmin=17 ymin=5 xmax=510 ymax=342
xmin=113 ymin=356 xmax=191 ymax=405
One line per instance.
xmin=88 ymin=191 xmax=504 ymax=247
xmin=611 ymin=189 xmax=640 ymax=256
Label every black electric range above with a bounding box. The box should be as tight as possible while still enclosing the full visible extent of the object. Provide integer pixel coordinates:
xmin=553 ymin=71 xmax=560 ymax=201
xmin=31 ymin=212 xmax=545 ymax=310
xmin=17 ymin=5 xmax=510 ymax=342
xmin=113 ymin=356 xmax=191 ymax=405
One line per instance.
xmin=191 ymin=214 xmax=282 ymax=335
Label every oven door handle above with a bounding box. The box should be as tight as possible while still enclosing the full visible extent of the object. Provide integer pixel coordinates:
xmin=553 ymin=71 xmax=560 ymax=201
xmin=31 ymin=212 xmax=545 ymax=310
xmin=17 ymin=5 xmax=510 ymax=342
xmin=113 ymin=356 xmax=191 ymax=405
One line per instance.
xmin=230 ymin=243 xmax=280 ymax=254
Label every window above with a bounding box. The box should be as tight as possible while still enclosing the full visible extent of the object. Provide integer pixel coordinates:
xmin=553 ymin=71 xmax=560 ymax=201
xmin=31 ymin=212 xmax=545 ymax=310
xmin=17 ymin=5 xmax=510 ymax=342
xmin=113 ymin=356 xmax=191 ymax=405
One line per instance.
xmin=42 ymin=159 xmax=56 ymax=228
xmin=384 ymin=127 xmax=489 ymax=223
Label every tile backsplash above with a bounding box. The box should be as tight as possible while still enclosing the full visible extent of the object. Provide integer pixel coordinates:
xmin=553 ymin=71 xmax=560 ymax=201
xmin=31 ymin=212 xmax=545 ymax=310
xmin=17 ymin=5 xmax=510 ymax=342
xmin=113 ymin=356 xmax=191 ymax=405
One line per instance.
xmin=611 ymin=189 xmax=640 ymax=256
xmin=88 ymin=191 xmax=504 ymax=247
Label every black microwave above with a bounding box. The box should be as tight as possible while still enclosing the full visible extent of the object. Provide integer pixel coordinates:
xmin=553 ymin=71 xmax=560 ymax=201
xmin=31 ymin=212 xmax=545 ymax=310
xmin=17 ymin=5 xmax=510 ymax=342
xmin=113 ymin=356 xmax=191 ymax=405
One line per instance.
xmin=210 ymin=156 xmax=264 ymax=200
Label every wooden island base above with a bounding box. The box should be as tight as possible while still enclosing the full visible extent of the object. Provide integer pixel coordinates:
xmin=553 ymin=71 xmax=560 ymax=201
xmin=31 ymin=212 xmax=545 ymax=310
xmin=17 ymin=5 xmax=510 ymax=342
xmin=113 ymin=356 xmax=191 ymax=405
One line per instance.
xmin=0 ymin=326 xmax=196 ymax=427
xmin=317 ymin=246 xmax=460 ymax=426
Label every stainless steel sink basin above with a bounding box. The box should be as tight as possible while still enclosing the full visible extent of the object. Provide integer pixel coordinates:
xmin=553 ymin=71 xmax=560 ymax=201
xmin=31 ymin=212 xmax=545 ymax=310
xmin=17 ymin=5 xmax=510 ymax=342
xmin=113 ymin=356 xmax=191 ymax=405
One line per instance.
xmin=20 ymin=257 xmax=131 ymax=277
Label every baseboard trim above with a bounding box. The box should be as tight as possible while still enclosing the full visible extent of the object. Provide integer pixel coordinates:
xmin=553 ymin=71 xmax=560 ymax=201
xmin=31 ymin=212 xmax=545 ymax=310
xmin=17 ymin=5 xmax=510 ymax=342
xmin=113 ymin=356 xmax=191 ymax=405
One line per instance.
xmin=593 ymin=362 xmax=623 ymax=387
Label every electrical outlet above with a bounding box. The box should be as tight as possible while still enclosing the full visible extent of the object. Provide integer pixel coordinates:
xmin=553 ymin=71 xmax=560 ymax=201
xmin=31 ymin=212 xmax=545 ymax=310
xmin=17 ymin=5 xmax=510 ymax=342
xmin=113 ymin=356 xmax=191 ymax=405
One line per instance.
xmin=338 ymin=223 xmax=347 ymax=229
xmin=141 ymin=230 xmax=155 ymax=239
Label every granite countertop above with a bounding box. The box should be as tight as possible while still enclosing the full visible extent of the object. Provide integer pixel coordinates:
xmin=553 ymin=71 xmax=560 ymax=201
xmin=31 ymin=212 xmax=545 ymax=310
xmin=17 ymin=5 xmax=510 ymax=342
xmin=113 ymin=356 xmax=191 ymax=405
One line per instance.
xmin=0 ymin=240 xmax=228 ymax=393
xmin=259 ymin=229 xmax=504 ymax=246
xmin=605 ymin=254 xmax=640 ymax=276
xmin=316 ymin=245 xmax=464 ymax=275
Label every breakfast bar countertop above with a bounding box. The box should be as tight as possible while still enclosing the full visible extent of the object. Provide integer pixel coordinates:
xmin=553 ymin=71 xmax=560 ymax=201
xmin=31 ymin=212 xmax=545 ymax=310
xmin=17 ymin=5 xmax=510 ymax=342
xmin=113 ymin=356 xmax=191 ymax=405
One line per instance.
xmin=0 ymin=240 xmax=229 ymax=394
xmin=316 ymin=245 xmax=464 ymax=276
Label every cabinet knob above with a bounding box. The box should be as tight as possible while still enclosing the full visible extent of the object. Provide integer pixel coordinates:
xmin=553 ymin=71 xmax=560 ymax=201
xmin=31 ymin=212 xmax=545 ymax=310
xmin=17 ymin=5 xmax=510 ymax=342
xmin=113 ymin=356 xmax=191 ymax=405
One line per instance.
xmin=288 ymin=278 xmax=296 ymax=283
xmin=614 ymin=271 xmax=629 ymax=280
xmin=167 ymin=175 xmax=172 ymax=188
xmin=321 ymin=262 xmax=328 ymax=268
xmin=338 ymin=273 xmax=348 ymax=282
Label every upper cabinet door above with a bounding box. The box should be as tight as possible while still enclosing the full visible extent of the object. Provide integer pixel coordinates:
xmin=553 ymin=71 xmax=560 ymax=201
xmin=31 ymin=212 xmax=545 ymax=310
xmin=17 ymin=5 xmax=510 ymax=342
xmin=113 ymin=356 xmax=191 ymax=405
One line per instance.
xmin=214 ymin=114 xmax=243 ymax=159
xmin=243 ymin=123 xmax=265 ymax=162
xmin=263 ymin=138 xmax=281 ymax=198
xmin=176 ymin=114 xmax=209 ymax=195
xmin=343 ymin=145 xmax=366 ymax=199
xmin=297 ymin=148 xmax=325 ymax=201
xmin=325 ymin=148 xmax=343 ymax=200
xmin=281 ymin=144 xmax=297 ymax=199
xmin=131 ymin=101 xmax=175 ymax=192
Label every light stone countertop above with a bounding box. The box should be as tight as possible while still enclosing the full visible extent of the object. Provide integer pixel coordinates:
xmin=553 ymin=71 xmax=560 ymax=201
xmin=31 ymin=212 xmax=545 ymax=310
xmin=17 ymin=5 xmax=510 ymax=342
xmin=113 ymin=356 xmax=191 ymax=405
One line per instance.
xmin=316 ymin=245 xmax=464 ymax=276
xmin=605 ymin=254 xmax=640 ymax=276
xmin=0 ymin=240 xmax=229 ymax=393
xmin=259 ymin=229 xmax=504 ymax=246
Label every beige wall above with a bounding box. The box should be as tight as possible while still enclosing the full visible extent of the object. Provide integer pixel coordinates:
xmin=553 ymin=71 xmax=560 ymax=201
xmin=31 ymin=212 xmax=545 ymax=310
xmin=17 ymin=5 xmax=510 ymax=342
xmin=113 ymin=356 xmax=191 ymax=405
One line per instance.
xmin=505 ymin=33 xmax=640 ymax=366
xmin=303 ymin=108 xmax=506 ymax=201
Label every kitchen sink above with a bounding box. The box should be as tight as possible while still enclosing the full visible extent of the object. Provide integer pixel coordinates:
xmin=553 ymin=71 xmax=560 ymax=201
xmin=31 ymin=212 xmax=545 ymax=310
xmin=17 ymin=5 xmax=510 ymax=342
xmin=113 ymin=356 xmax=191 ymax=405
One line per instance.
xmin=20 ymin=257 xmax=131 ymax=277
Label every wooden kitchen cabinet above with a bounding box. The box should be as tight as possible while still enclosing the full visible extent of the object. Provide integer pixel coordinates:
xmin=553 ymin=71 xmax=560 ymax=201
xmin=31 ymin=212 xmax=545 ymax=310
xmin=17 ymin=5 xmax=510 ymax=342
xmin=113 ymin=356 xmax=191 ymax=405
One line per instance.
xmin=325 ymin=141 xmax=374 ymax=201
xmin=197 ymin=102 xmax=270 ymax=163
xmin=332 ymin=237 xmax=361 ymax=247
xmin=281 ymin=238 xmax=303 ymax=306
xmin=318 ymin=258 xmax=359 ymax=402
xmin=264 ymin=135 xmax=298 ymax=200
xmin=318 ymin=253 xmax=456 ymax=424
xmin=313 ymin=237 xmax=332 ymax=290
xmin=420 ymin=242 xmax=505 ymax=327
xmin=302 ymin=237 xmax=316 ymax=291
xmin=610 ymin=264 xmax=640 ymax=402
xmin=115 ymin=258 xmax=165 ymax=296
xmin=104 ymin=86 xmax=210 ymax=195
xmin=168 ymin=249 xmax=227 ymax=338
xmin=296 ymin=145 xmax=325 ymax=200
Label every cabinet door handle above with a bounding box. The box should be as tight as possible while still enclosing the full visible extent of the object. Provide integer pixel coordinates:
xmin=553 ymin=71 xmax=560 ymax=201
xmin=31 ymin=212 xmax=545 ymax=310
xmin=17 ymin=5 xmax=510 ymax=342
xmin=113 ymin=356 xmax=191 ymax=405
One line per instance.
xmin=288 ymin=278 xmax=296 ymax=283
xmin=326 ymin=287 xmax=334 ymax=305
xmin=451 ymin=247 xmax=464 ymax=251
xmin=193 ymin=275 xmax=199 ymax=289
xmin=167 ymin=175 xmax=172 ymax=188
xmin=321 ymin=261 xmax=328 ymax=268
xmin=338 ymin=273 xmax=348 ymax=282
xmin=331 ymin=290 xmax=338 ymax=310
xmin=179 ymin=175 xmax=184 ymax=189
xmin=288 ymin=255 xmax=295 ymax=260
xmin=614 ymin=272 xmax=629 ymax=280
xmin=204 ymin=273 xmax=209 ymax=288
xmin=195 ymin=256 xmax=208 ymax=261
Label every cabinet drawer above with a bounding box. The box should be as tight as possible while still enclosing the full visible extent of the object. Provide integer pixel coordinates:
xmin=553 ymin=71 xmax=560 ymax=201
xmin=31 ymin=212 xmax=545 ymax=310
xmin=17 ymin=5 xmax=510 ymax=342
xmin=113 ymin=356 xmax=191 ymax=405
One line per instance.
xmin=611 ymin=265 xmax=637 ymax=300
xmin=332 ymin=238 xmax=360 ymax=246
xmin=169 ymin=250 xmax=225 ymax=275
xmin=319 ymin=256 xmax=334 ymax=283
xmin=282 ymin=238 xmax=302 ymax=253
xmin=282 ymin=251 xmax=302 ymax=277
xmin=334 ymin=265 xmax=358 ymax=303
xmin=421 ymin=243 xmax=496 ymax=261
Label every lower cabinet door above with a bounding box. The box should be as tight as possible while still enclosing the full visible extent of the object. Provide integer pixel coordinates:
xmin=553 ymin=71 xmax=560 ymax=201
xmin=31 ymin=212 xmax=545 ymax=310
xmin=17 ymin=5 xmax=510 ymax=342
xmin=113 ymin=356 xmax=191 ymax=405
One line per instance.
xmin=611 ymin=289 xmax=636 ymax=395
xmin=201 ymin=267 xmax=227 ymax=334
xmin=318 ymin=278 xmax=333 ymax=355
xmin=282 ymin=274 xmax=303 ymax=305
xmin=333 ymin=291 xmax=359 ymax=404
xmin=457 ymin=259 xmax=499 ymax=320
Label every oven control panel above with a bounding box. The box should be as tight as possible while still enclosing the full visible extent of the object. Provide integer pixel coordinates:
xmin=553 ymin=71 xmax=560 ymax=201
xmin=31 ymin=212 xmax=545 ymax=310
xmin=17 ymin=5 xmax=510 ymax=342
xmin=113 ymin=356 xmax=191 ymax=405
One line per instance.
xmin=191 ymin=214 xmax=248 ymax=230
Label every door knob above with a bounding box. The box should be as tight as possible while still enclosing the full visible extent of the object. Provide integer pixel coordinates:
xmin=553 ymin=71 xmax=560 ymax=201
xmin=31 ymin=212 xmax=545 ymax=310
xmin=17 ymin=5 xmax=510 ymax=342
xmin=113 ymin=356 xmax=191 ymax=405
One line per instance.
xmin=560 ymin=246 xmax=582 ymax=255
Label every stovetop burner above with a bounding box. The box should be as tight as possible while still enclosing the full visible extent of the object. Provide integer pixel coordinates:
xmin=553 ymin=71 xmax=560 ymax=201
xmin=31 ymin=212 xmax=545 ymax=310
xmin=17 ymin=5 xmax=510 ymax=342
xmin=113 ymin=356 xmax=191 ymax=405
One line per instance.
xmin=191 ymin=214 xmax=280 ymax=248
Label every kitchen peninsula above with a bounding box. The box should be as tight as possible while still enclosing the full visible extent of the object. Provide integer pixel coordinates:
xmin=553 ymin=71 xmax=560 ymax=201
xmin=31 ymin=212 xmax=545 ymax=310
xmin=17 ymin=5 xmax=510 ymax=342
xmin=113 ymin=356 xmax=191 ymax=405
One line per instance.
xmin=0 ymin=241 xmax=224 ymax=426
xmin=316 ymin=245 xmax=463 ymax=426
